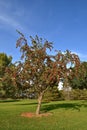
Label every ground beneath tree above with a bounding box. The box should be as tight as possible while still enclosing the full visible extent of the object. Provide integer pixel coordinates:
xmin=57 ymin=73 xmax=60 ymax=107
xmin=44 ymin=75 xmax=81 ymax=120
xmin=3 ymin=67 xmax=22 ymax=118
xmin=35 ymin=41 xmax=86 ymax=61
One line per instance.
xmin=21 ymin=112 xmax=52 ymax=118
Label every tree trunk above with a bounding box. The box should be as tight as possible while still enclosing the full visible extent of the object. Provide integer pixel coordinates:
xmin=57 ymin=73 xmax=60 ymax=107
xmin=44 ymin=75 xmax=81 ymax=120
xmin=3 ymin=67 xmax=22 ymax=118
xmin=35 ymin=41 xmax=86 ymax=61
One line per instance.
xmin=36 ymin=92 xmax=43 ymax=115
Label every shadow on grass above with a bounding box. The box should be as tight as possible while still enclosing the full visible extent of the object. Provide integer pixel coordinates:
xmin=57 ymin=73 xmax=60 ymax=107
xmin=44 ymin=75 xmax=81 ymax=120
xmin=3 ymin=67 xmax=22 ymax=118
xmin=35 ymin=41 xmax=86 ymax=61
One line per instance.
xmin=1 ymin=99 xmax=87 ymax=113
xmin=0 ymin=99 xmax=20 ymax=103
xmin=16 ymin=101 xmax=48 ymax=106
xmin=41 ymin=101 xmax=87 ymax=112
xmin=16 ymin=102 xmax=38 ymax=106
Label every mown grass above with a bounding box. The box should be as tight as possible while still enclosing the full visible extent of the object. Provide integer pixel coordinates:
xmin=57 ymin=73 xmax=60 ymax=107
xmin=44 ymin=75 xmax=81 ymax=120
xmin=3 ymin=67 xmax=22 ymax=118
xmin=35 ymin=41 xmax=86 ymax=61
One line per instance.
xmin=0 ymin=99 xmax=87 ymax=130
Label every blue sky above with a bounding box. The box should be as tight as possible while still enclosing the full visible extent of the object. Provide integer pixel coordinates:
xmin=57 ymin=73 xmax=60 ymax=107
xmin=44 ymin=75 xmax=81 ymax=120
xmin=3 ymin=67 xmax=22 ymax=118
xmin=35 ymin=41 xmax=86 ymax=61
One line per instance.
xmin=0 ymin=0 xmax=87 ymax=62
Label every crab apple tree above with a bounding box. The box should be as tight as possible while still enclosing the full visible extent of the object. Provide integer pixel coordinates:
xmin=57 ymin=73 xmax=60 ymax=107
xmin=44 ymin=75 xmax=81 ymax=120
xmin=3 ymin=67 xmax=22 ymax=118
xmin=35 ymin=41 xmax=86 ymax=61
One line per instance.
xmin=15 ymin=31 xmax=80 ymax=115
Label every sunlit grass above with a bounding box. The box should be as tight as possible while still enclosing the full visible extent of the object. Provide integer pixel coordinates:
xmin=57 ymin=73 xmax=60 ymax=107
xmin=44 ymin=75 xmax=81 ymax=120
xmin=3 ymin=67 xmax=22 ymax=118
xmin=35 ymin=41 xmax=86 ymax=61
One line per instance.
xmin=0 ymin=99 xmax=87 ymax=130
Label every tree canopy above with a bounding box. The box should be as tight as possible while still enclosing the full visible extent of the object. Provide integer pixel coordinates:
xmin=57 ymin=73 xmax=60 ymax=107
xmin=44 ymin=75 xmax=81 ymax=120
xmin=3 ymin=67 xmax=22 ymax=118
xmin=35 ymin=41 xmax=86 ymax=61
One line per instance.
xmin=68 ymin=62 xmax=87 ymax=89
xmin=10 ymin=31 xmax=80 ymax=115
xmin=0 ymin=53 xmax=13 ymax=98
xmin=0 ymin=53 xmax=12 ymax=77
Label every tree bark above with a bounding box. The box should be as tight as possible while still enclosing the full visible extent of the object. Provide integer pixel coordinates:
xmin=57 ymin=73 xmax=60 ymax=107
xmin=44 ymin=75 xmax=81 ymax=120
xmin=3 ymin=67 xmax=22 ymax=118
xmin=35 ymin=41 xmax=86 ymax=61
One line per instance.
xmin=36 ymin=92 xmax=43 ymax=115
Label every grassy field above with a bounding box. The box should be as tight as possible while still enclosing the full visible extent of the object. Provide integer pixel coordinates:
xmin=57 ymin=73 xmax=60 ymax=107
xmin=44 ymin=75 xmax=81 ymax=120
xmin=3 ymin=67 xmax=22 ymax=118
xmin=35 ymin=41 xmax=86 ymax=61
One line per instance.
xmin=0 ymin=99 xmax=87 ymax=130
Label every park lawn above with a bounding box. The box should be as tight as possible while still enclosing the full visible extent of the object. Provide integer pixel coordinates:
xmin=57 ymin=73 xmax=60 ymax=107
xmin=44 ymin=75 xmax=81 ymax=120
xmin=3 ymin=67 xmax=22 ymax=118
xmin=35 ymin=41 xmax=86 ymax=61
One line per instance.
xmin=0 ymin=99 xmax=87 ymax=130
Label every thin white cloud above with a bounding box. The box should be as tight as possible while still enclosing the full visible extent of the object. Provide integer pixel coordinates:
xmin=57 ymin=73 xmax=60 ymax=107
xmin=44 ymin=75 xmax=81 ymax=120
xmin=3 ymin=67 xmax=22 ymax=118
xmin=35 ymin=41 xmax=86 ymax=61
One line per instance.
xmin=0 ymin=0 xmax=23 ymax=30
xmin=72 ymin=51 xmax=87 ymax=61
xmin=77 ymin=53 xmax=87 ymax=58
xmin=0 ymin=0 xmax=36 ymax=35
xmin=0 ymin=12 xmax=34 ymax=37
xmin=0 ymin=14 xmax=22 ymax=29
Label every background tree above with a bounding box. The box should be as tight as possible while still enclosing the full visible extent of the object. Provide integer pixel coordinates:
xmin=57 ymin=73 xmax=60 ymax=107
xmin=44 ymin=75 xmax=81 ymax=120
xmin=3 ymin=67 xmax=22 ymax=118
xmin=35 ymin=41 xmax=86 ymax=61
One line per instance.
xmin=2 ymin=64 xmax=18 ymax=98
xmin=43 ymin=86 xmax=59 ymax=102
xmin=68 ymin=61 xmax=87 ymax=89
xmin=13 ymin=31 xmax=80 ymax=115
xmin=0 ymin=53 xmax=12 ymax=98
xmin=0 ymin=53 xmax=12 ymax=77
xmin=65 ymin=61 xmax=87 ymax=100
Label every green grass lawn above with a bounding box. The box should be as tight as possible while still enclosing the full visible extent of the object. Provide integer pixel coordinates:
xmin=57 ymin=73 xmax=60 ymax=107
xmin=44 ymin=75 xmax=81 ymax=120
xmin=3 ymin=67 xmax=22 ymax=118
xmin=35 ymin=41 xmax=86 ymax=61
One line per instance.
xmin=0 ymin=99 xmax=87 ymax=130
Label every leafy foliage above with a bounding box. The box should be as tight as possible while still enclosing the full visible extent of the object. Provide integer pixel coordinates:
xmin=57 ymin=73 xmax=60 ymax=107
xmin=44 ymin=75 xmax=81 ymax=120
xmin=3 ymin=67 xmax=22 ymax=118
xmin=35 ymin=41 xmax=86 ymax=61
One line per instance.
xmin=68 ymin=62 xmax=87 ymax=89
xmin=0 ymin=53 xmax=13 ymax=98
xmin=0 ymin=53 xmax=12 ymax=77
xmin=11 ymin=31 xmax=80 ymax=114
